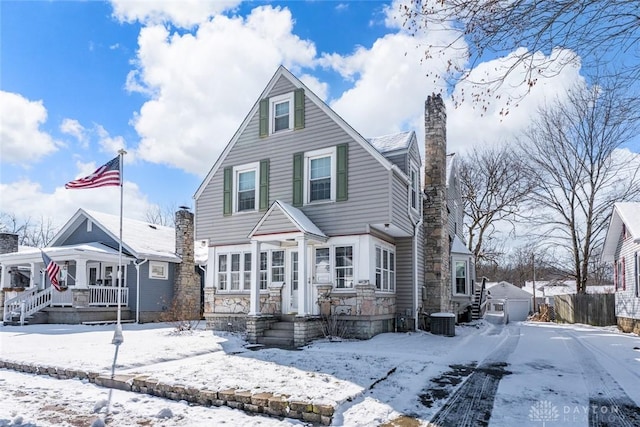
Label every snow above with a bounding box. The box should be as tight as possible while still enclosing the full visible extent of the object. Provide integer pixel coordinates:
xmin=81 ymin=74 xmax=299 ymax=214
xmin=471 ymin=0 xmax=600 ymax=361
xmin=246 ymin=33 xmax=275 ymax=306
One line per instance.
xmin=1 ymin=321 xmax=639 ymax=426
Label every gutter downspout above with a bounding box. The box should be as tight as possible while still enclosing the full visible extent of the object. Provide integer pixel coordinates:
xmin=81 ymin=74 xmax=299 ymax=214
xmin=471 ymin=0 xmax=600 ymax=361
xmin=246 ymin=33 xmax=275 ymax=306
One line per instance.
xmin=134 ymin=259 xmax=148 ymax=324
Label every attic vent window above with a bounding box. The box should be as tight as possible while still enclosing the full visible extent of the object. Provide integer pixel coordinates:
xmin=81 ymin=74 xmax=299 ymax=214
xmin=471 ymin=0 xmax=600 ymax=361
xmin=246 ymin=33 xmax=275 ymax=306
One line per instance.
xmin=148 ymin=224 xmax=157 ymax=230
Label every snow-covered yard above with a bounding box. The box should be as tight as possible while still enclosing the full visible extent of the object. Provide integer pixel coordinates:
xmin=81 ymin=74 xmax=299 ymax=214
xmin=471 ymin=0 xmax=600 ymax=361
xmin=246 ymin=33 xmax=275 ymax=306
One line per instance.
xmin=1 ymin=320 xmax=639 ymax=426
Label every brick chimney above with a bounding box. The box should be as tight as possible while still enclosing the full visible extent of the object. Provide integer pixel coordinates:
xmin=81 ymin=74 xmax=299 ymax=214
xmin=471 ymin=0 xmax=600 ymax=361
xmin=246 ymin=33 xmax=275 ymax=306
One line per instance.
xmin=173 ymin=208 xmax=201 ymax=320
xmin=0 ymin=233 xmax=19 ymax=255
xmin=422 ymin=94 xmax=451 ymax=314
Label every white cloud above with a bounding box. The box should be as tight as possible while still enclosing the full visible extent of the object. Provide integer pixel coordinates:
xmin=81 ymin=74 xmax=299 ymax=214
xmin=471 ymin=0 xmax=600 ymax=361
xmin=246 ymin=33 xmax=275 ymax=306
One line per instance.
xmin=60 ymin=118 xmax=88 ymax=148
xmin=0 ymin=91 xmax=58 ymax=165
xmin=128 ymin=6 xmax=317 ymax=176
xmin=95 ymin=124 xmax=130 ymax=159
xmin=110 ymin=0 xmax=241 ymax=28
xmin=1 ymin=178 xmax=156 ymax=232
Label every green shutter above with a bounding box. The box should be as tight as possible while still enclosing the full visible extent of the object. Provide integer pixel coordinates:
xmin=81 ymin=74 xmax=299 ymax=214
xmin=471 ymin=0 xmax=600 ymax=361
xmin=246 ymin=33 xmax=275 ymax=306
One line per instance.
xmin=294 ymin=89 xmax=305 ymax=130
xmin=292 ymin=152 xmax=304 ymax=207
xmin=336 ymin=144 xmax=348 ymax=202
xmin=259 ymin=159 xmax=270 ymax=211
xmin=259 ymin=98 xmax=269 ymax=137
xmin=223 ymin=166 xmax=232 ymax=216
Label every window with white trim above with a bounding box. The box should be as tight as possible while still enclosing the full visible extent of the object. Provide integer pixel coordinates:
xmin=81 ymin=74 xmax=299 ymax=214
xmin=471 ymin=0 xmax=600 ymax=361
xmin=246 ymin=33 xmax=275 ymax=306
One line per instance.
xmin=233 ymin=163 xmax=259 ymax=212
xmin=335 ymin=246 xmax=354 ymax=289
xmin=230 ymin=254 xmax=240 ymax=290
xmin=259 ymin=251 xmax=268 ymax=290
xmin=455 ymin=260 xmax=467 ymax=294
xmin=149 ymin=261 xmax=168 ymax=280
xmin=305 ymin=147 xmax=336 ymax=203
xmin=218 ymin=255 xmax=228 ymax=291
xmin=314 ymin=248 xmax=331 ymax=284
xmin=375 ymin=246 xmax=395 ymax=292
xmin=217 ymin=252 xmax=252 ymax=291
xmin=271 ymin=250 xmax=285 ymax=282
xmin=243 ymin=253 xmax=251 ymax=291
xmin=635 ymin=252 xmax=639 ymax=297
xmin=270 ymin=93 xmax=294 ymax=133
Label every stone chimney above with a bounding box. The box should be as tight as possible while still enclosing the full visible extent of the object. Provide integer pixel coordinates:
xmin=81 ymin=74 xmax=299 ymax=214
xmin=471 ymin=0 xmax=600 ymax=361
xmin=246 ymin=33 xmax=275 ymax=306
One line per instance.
xmin=0 ymin=233 xmax=19 ymax=255
xmin=173 ymin=208 xmax=201 ymax=320
xmin=422 ymin=94 xmax=451 ymax=314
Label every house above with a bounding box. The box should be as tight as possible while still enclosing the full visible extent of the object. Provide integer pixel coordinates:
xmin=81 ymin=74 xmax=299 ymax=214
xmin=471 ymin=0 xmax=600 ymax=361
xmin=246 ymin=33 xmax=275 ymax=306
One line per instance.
xmin=601 ymin=202 xmax=640 ymax=334
xmin=0 ymin=208 xmax=201 ymax=325
xmin=194 ymin=66 xmax=475 ymax=346
xmin=485 ymin=281 xmax=532 ymax=322
xmin=522 ymin=280 xmax=614 ymax=309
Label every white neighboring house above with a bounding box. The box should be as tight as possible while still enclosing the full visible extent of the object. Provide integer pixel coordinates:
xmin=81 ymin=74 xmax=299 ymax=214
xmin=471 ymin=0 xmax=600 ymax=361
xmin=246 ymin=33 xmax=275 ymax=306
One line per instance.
xmin=485 ymin=281 xmax=532 ymax=322
xmin=601 ymin=202 xmax=640 ymax=334
xmin=521 ymin=280 xmax=614 ymax=309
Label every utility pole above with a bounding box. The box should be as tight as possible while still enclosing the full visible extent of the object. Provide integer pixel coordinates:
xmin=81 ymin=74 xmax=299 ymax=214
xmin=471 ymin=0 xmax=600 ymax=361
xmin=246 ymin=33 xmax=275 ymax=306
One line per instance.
xmin=532 ymin=253 xmax=537 ymax=313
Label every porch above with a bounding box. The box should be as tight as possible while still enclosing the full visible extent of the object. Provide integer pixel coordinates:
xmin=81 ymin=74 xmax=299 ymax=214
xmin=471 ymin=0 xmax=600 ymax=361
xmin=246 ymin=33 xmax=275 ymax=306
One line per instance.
xmin=2 ymin=285 xmax=130 ymax=325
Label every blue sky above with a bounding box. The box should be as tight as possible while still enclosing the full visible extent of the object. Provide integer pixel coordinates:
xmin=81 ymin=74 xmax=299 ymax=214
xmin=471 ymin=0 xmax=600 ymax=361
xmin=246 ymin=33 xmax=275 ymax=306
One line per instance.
xmin=1 ymin=0 xmax=637 ymax=230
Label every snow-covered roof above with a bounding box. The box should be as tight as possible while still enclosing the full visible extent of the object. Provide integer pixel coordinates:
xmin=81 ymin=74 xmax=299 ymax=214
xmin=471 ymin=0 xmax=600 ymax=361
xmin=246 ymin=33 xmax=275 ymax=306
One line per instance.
xmin=49 ymin=209 xmax=180 ymax=263
xmin=522 ymin=280 xmax=576 ymax=297
xmin=486 ymin=281 xmax=532 ymax=300
xmin=0 ymin=242 xmax=129 ymax=265
xmin=451 ymin=235 xmax=472 ymax=255
xmin=602 ymin=202 xmax=640 ymax=261
xmin=367 ymin=131 xmax=413 ymax=154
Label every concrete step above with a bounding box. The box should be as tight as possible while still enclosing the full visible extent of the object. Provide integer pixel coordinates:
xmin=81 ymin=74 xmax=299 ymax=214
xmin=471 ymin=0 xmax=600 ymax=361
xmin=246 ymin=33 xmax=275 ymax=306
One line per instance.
xmin=270 ymin=321 xmax=294 ymax=331
xmin=257 ymin=336 xmax=295 ymax=348
xmin=263 ymin=328 xmax=294 ymax=339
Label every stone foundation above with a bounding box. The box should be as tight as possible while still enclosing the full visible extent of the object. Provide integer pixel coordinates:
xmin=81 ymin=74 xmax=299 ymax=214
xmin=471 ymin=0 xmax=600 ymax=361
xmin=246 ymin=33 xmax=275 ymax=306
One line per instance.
xmin=0 ymin=360 xmax=334 ymax=425
xmin=617 ymin=316 xmax=640 ymax=335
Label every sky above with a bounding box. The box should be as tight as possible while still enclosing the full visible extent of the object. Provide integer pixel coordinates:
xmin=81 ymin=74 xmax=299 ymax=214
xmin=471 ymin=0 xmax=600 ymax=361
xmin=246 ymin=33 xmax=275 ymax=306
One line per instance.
xmin=1 ymin=0 xmax=638 ymax=233
xmin=1 ymin=320 xmax=639 ymax=426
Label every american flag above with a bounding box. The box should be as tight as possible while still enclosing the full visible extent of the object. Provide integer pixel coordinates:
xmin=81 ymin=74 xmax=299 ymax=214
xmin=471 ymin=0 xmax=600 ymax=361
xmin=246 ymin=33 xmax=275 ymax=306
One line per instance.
xmin=41 ymin=251 xmax=62 ymax=292
xmin=65 ymin=156 xmax=121 ymax=189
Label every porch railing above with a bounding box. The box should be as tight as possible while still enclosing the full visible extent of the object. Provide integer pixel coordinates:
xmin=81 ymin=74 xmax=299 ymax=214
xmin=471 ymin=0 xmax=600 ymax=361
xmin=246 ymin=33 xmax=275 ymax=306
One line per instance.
xmin=3 ymin=287 xmax=52 ymax=325
xmin=89 ymin=286 xmax=129 ymax=307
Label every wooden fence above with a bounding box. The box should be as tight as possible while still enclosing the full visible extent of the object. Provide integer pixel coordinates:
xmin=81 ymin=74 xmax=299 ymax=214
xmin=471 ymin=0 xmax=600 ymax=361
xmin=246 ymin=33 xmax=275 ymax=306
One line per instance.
xmin=554 ymin=293 xmax=616 ymax=326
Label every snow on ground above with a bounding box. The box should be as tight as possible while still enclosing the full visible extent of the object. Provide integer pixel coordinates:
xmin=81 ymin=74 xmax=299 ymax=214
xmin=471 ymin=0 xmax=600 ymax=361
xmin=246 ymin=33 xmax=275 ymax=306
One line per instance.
xmin=1 ymin=321 xmax=639 ymax=426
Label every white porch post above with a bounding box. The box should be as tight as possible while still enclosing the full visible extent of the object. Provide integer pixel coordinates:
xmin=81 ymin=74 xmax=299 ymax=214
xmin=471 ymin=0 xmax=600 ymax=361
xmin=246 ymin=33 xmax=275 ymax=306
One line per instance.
xmin=249 ymin=240 xmax=261 ymax=315
xmin=297 ymin=237 xmax=308 ymax=316
xmin=0 ymin=263 xmax=8 ymax=289
xmin=29 ymin=263 xmax=36 ymax=289
xmin=75 ymin=259 xmax=88 ymax=289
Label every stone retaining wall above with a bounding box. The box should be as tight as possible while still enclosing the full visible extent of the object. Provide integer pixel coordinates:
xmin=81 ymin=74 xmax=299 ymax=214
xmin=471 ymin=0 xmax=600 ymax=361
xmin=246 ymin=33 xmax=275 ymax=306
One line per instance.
xmin=0 ymin=359 xmax=334 ymax=425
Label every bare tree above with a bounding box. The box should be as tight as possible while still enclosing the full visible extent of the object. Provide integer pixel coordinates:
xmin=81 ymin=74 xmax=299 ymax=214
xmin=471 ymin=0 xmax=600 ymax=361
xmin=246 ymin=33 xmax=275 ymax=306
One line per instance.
xmin=145 ymin=204 xmax=178 ymax=227
xmin=401 ymin=1 xmax=640 ymax=109
xmin=519 ymin=78 xmax=640 ymax=293
xmin=459 ymin=144 xmax=535 ymax=265
xmin=0 ymin=212 xmax=57 ymax=247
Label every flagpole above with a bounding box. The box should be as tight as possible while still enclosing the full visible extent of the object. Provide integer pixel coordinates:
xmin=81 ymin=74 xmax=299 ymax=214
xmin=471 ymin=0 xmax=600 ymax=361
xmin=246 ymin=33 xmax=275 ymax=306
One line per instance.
xmin=112 ymin=149 xmax=126 ymax=346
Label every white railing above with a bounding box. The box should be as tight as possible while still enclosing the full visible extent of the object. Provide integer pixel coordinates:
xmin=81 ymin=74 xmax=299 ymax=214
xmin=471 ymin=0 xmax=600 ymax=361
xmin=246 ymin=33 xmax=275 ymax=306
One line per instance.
xmin=89 ymin=286 xmax=129 ymax=307
xmin=51 ymin=288 xmax=74 ymax=306
xmin=3 ymin=287 xmax=52 ymax=325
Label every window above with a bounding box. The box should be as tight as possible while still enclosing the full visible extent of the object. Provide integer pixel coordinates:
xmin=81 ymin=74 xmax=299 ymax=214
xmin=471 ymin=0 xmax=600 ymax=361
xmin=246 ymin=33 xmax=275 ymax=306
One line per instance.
xmin=375 ymin=247 xmax=395 ymax=292
xmin=635 ymin=252 xmax=640 ymax=297
xmin=259 ymin=251 xmax=268 ymax=290
xmin=243 ymin=253 xmax=252 ymax=291
xmin=455 ymin=261 xmax=467 ymax=294
xmin=305 ymin=147 xmax=336 ymax=203
xmin=335 ymin=246 xmax=354 ymax=289
xmin=230 ymin=254 xmax=240 ymax=290
xmin=410 ymin=167 xmax=418 ymax=210
xmin=310 ymin=156 xmax=331 ymax=202
xmin=315 ymin=248 xmax=331 ymax=283
xmin=233 ymin=163 xmax=259 ymax=213
xmin=271 ymin=250 xmax=285 ymax=282
xmin=270 ymin=93 xmax=294 ymax=133
xmin=218 ymin=255 xmax=228 ymax=291
xmin=292 ymin=251 xmax=299 ymax=291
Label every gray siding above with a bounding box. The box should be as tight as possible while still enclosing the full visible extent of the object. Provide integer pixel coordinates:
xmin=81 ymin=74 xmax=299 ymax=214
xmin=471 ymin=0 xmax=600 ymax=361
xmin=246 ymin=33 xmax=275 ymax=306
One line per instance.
xmin=255 ymin=209 xmax=298 ymax=235
xmin=196 ymin=77 xmax=396 ymax=244
xmin=131 ymin=262 xmax=175 ymax=312
xmin=395 ymin=236 xmax=414 ymax=317
xmin=390 ymin=174 xmax=414 ymax=236
xmin=383 ymin=151 xmax=407 ymax=172
xmin=61 ymin=218 xmax=118 ymax=248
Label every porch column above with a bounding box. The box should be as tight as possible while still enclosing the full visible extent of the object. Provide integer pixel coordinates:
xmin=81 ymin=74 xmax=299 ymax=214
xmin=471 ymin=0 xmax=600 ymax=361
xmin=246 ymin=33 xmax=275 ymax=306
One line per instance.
xmin=297 ymin=236 xmax=309 ymax=316
xmin=0 ymin=264 xmax=8 ymax=289
xmin=204 ymin=247 xmax=215 ymax=289
xmin=29 ymin=263 xmax=36 ymax=289
xmin=75 ymin=259 xmax=88 ymax=289
xmin=249 ymin=240 xmax=261 ymax=315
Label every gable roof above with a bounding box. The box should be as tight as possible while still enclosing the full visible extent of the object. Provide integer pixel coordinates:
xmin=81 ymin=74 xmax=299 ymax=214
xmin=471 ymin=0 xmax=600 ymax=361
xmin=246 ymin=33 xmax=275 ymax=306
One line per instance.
xmin=601 ymin=202 xmax=640 ymax=262
xmin=486 ymin=281 xmax=532 ymax=300
xmin=368 ymin=131 xmax=414 ymax=154
xmin=49 ymin=209 xmax=180 ymax=262
xmin=248 ymin=200 xmax=328 ymax=242
xmin=194 ymin=65 xmax=400 ymax=200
